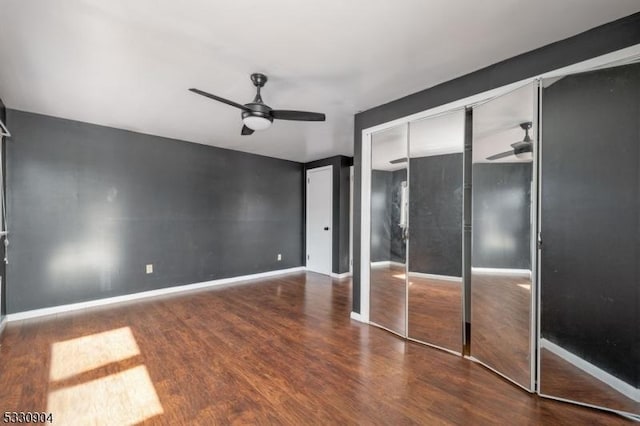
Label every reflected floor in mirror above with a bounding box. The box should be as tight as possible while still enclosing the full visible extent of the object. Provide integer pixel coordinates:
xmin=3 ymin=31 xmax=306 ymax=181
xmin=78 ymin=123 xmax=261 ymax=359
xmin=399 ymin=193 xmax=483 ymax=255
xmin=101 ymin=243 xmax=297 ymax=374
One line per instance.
xmin=407 ymin=274 xmax=462 ymax=353
xmin=471 ymin=272 xmax=532 ymax=388
xmin=0 ymin=272 xmax=633 ymax=424
xmin=369 ymin=263 xmax=406 ymax=335
xmin=540 ymin=349 xmax=640 ymax=416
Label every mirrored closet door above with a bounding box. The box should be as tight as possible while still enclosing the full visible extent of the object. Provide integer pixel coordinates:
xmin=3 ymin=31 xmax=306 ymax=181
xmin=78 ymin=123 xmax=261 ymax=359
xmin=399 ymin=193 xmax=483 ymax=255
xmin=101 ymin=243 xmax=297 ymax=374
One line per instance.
xmin=369 ymin=124 xmax=408 ymax=336
xmin=407 ymin=110 xmax=465 ymax=353
xmin=539 ymin=62 xmax=640 ymax=417
xmin=470 ymin=83 xmax=537 ymax=391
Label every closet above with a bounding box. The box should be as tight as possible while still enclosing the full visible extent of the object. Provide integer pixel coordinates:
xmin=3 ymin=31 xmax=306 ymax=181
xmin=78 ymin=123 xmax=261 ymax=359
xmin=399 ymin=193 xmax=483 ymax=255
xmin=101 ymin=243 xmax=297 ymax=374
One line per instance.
xmin=360 ymin=55 xmax=640 ymax=419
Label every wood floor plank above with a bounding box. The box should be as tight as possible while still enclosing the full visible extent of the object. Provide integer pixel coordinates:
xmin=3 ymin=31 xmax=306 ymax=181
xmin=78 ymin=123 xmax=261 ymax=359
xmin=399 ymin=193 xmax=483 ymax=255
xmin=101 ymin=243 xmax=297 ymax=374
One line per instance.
xmin=0 ymin=272 xmax=632 ymax=424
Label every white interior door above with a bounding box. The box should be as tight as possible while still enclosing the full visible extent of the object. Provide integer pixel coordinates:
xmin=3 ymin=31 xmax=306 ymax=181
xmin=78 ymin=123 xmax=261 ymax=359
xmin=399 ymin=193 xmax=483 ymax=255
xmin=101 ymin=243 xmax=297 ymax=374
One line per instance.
xmin=306 ymin=166 xmax=332 ymax=275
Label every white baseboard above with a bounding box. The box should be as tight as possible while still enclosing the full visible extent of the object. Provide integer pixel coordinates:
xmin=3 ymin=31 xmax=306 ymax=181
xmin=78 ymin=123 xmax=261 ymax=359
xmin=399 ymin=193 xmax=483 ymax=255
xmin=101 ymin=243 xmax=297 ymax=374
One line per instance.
xmin=7 ymin=266 xmax=306 ymax=322
xmin=407 ymin=272 xmax=462 ymax=282
xmin=541 ymin=338 xmax=640 ymax=403
xmin=350 ymin=311 xmax=365 ymax=323
xmin=370 ymin=261 xmax=405 ymax=268
xmin=471 ymin=267 xmax=531 ymax=277
xmin=331 ymin=272 xmax=352 ymax=279
xmin=0 ymin=317 xmax=6 ymax=338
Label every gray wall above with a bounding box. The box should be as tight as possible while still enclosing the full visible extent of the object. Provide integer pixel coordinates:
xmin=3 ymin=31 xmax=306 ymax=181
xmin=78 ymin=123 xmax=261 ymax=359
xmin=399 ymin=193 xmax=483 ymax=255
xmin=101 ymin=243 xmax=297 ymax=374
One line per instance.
xmin=390 ymin=169 xmax=406 ymax=263
xmin=305 ymin=155 xmax=352 ymax=274
xmin=409 ymin=153 xmax=463 ymax=277
xmin=352 ymin=12 xmax=640 ymax=313
xmin=471 ymin=163 xmax=532 ymax=270
xmin=6 ymin=110 xmax=304 ymax=313
xmin=370 ymin=168 xmax=406 ymax=264
xmin=370 ymin=170 xmax=391 ymax=262
xmin=541 ymin=63 xmax=640 ymax=387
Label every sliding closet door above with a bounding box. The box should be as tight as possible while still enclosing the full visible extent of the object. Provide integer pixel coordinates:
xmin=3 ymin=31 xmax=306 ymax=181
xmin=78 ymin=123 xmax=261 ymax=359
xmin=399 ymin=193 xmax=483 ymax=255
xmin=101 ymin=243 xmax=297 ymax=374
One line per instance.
xmin=369 ymin=124 xmax=408 ymax=336
xmin=407 ymin=110 xmax=464 ymax=353
xmin=470 ymin=83 xmax=537 ymax=390
xmin=539 ymin=63 xmax=640 ymax=417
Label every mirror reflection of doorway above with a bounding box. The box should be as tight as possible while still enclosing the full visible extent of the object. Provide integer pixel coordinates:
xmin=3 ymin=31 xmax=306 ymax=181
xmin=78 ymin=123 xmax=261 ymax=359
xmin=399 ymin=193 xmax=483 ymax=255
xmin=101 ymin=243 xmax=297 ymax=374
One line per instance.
xmin=369 ymin=124 xmax=408 ymax=336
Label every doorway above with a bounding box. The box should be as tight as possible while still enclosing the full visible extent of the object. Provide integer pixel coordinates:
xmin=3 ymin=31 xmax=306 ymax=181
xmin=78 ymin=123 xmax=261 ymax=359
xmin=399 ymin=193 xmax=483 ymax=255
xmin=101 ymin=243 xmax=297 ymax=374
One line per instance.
xmin=306 ymin=165 xmax=333 ymax=275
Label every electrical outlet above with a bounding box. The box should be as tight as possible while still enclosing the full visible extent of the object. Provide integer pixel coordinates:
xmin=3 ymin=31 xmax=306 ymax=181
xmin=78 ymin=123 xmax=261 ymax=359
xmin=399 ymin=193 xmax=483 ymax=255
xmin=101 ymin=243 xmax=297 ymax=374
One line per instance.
xmin=277 ymin=254 xmax=282 ymax=261
xmin=146 ymin=264 xmax=153 ymax=274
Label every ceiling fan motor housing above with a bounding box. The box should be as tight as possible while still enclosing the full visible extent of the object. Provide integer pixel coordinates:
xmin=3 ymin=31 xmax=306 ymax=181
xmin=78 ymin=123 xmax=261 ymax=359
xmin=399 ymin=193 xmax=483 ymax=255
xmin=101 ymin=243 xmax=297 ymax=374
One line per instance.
xmin=250 ymin=73 xmax=268 ymax=88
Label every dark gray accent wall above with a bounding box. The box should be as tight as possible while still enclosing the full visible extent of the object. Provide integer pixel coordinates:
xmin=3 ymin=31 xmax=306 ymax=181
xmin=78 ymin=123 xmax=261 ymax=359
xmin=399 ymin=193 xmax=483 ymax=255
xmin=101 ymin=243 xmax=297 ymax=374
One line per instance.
xmin=6 ymin=110 xmax=304 ymax=313
xmin=390 ymin=169 xmax=406 ymax=263
xmin=352 ymin=12 xmax=640 ymax=313
xmin=370 ymin=168 xmax=406 ymax=263
xmin=0 ymin=98 xmax=6 ymax=319
xmin=540 ymin=63 xmax=640 ymax=387
xmin=305 ymin=155 xmax=352 ymax=274
xmin=471 ymin=163 xmax=532 ymax=269
xmin=409 ymin=153 xmax=463 ymax=277
xmin=370 ymin=170 xmax=391 ymax=262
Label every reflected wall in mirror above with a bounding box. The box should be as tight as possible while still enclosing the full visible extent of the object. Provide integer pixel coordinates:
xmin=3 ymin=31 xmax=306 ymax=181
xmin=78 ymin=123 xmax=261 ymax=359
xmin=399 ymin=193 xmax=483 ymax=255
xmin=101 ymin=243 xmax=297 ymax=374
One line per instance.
xmin=369 ymin=124 xmax=407 ymax=336
xmin=470 ymin=83 xmax=536 ymax=390
xmin=539 ymin=63 xmax=640 ymax=416
xmin=407 ymin=110 xmax=464 ymax=353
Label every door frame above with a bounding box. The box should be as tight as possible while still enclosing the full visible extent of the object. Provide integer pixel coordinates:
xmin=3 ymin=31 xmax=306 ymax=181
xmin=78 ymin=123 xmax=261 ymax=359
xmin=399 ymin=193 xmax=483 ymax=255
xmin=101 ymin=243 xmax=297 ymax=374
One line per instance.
xmin=306 ymin=165 xmax=333 ymax=275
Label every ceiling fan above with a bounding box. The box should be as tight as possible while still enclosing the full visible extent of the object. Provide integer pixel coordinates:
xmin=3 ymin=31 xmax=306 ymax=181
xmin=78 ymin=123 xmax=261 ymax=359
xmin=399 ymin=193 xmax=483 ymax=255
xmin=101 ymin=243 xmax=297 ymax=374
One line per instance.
xmin=389 ymin=157 xmax=407 ymax=164
xmin=189 ymin=73 xmax=326 ymax=135
xmin=486 ymin=122 xmax=533 ymax=161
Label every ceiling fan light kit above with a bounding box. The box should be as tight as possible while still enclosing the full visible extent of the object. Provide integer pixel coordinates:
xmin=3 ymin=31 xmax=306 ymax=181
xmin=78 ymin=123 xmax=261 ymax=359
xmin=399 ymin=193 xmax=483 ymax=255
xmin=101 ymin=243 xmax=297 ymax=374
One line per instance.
xmin=242 ymin=115 xmax=272 ymax=131
xmin=190 ymin=73 xmax=326 ymax=136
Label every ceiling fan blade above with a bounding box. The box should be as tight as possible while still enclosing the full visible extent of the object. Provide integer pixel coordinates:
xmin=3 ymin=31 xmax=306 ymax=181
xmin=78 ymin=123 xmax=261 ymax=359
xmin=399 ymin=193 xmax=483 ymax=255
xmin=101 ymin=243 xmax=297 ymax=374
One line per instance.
xmin=241 ymin=125 xmax=254 ymax=136
xmin=189 ymin=88 xmax=249 ymax=111
xmin=271 ymin=110 xmax=326 ymax=121
xmin=486 ymin=150 xmax=515 ymax=161
xmin=390 ymin=157 xmax=407 ymax=164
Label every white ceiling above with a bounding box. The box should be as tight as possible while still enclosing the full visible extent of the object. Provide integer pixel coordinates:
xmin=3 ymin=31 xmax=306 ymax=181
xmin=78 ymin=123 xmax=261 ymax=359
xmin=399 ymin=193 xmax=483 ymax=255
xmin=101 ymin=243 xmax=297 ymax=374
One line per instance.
xmin=473 ymin=84 xmax=535 ymax=163
xmin=371 ymin=124 xmax=407 ymax=171
xmin=0 ymin=1 xmax=638 ymax=163
xmin=371 ymin=110 xmax=465 ymax=171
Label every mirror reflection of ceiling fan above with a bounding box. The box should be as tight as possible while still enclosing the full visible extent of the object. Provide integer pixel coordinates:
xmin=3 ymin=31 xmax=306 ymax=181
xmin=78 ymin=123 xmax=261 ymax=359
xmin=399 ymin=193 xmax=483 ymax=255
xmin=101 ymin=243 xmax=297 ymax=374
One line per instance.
xmin=389 ymin=157 xmax=407 ymax=164
xmin=189 ymin=73 xmax=326 ymax=135
xmin=486 ymin=122 xmax=533 ymax=161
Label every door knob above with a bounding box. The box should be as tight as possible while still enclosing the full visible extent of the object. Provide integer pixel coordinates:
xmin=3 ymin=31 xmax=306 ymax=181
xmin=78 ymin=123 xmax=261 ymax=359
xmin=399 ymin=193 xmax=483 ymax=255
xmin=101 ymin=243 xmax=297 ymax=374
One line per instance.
xmin=324 ymin=227 xmax=330 ymax=231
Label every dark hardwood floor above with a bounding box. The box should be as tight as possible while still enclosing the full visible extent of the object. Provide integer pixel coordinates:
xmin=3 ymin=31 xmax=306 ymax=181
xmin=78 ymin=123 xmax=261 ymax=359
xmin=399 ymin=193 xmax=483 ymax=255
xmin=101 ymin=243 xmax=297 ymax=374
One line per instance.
xmin=470 ymin=271 xmax=533 ymax=389
xmin=0 ymin=272 xmax=632 ymax=424
xmin=369 ymin=264 xmax=406 ymax=335
xmin=540 ymin=349 xmax=640 ymax=416
xmin=407 ymin=274 xmax=462 ymax=353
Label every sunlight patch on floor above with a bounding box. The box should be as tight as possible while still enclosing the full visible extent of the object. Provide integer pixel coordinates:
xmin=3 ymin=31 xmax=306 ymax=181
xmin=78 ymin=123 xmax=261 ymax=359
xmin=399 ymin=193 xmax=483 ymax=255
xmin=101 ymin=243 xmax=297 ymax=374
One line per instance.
xmin=393 ymin=273 xmax=406 ymax=280
xmin=47 ymin=365 xmax=163 ymax=425
xmin=518 ymin=283 xmax=531 ymax=291
xmin=50 ymin=327 xmax=140 ymax=381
